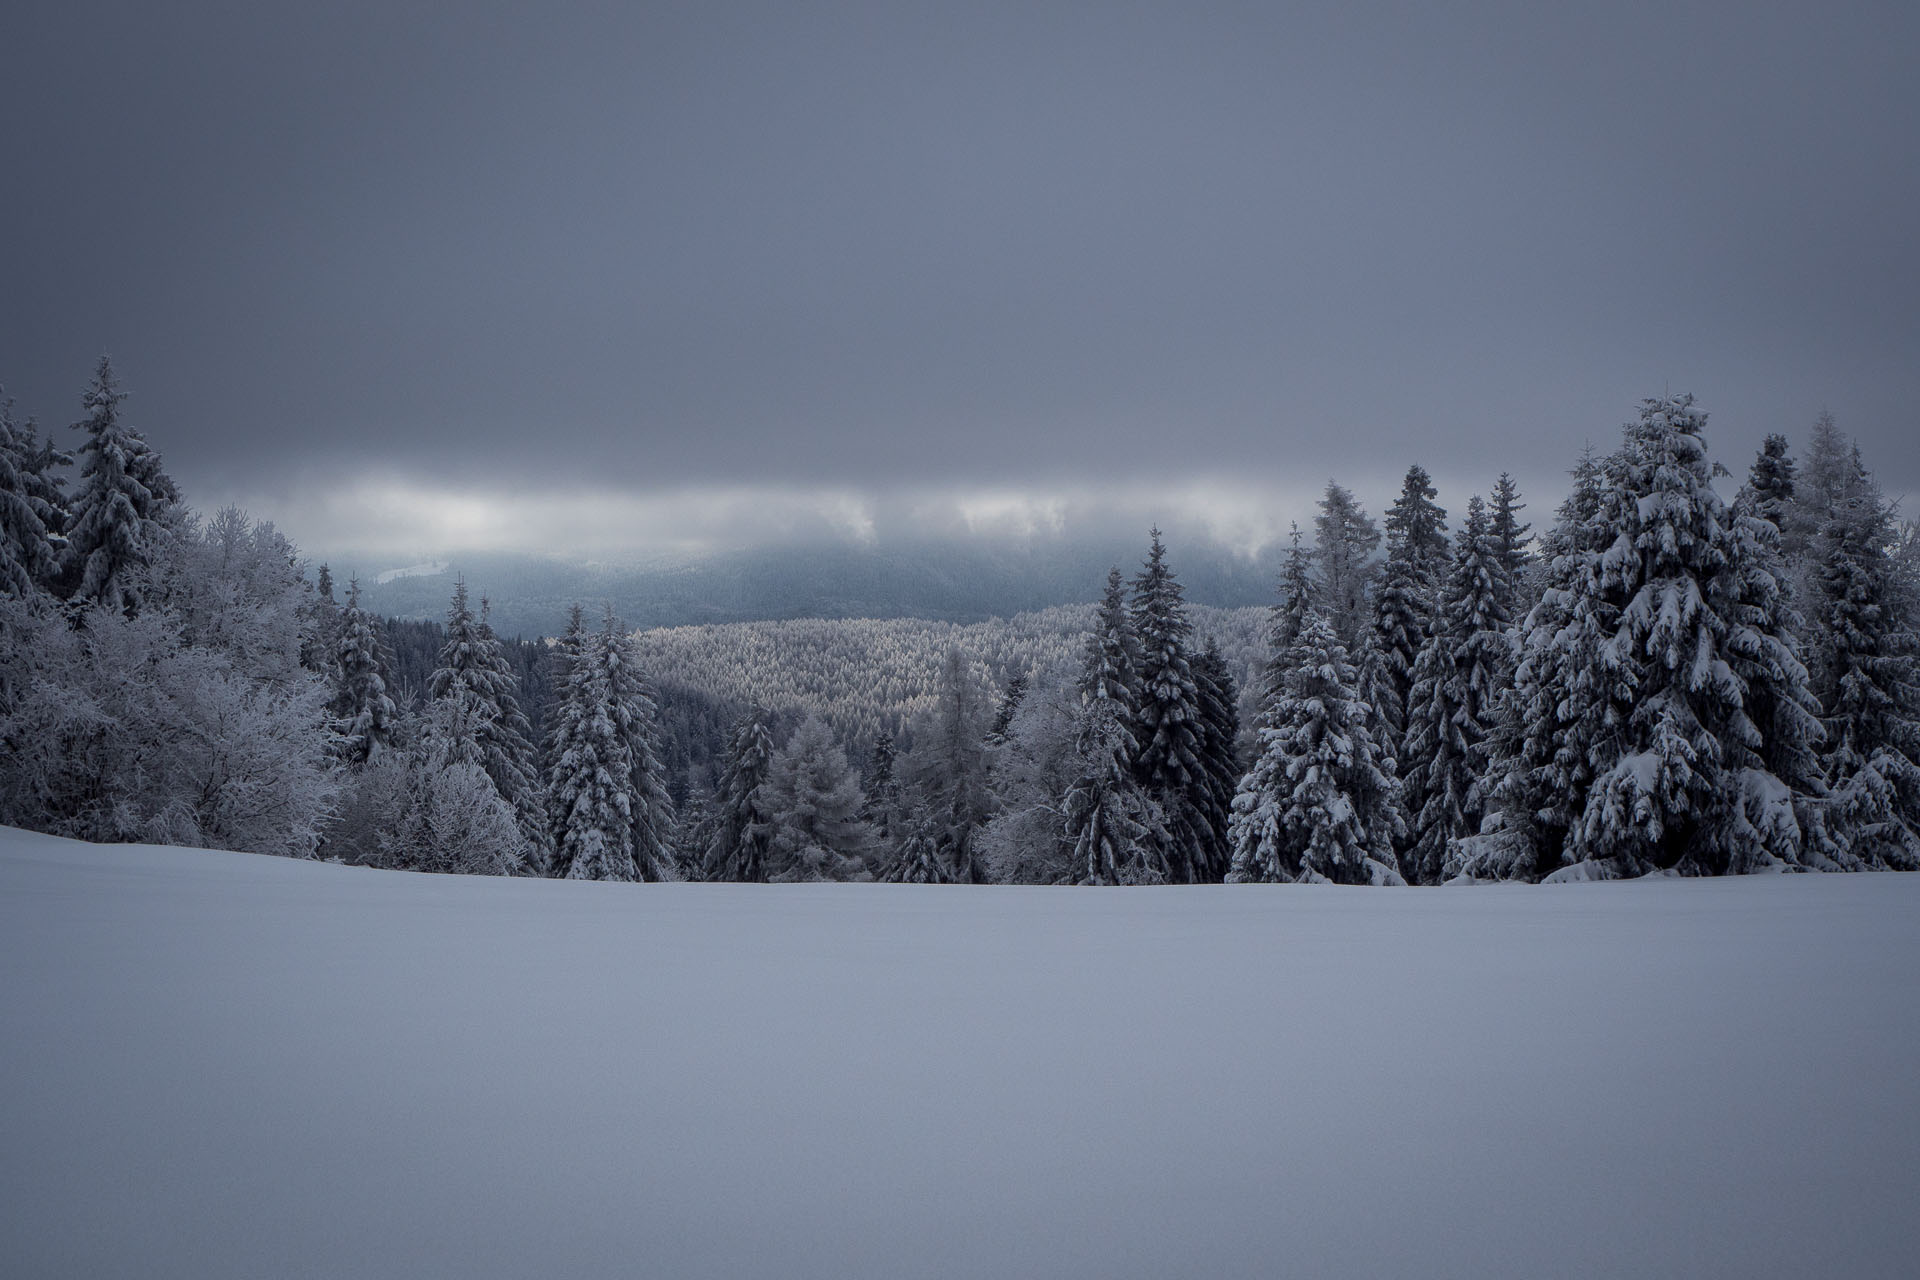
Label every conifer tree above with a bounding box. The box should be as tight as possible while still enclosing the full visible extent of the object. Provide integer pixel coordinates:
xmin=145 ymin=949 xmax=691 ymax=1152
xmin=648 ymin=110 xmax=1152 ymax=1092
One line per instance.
xmin=900 ymin=646 xmax=994 ymax=882
xmin=1367 ymin=469 xmax=1449 ymax=750
xmin=1383 ymin=464 xmax=1449 ymax=581
xmin=596 ymin=606 xmax=677 ymax=880
xmin=544 ymin=607 xmax=648 ymax=880
xmin=1313 ymin=481 xmax=1381 ymax=649
xmin=427 ymin=581 xmax=547 ymax=868
xmin=1562 ymin=396 xmax=1823 ymax=877
xmin=1403 ymin=496 xmax=1512 ymax=883
xmin=0 ymin=392 xmax=64 ymax=597
xmin=762 ymin=715 xmax=874 ymax=881
xmin=332 ymin=576 xmax=398 ymax=766
xmin=1805 ymin=451 xmax=1920 ymax=869
xmin=1746 ymin=435 xmax=1797 ymax=537
xmin=63 ymin=358 xmax=179 ymax=614
xmin=1063 ymin=693 xmax=1167 ymax=884
xmin=1191 ymin=637 xmax=1240 ymax=876
xmin=1488 ymin=472 xmax=1533 ymax=616
xmin=1130 ymin=529 xmax=1213 ymax=880
xmin=1227 ymin=608 xmax=1405 ymax=884
xmin=989 ymin=671 xmax=1029 ymax=744
xmin=705 ymin=705 xmax=778 ymax=881
xmin=860 ymin=731 xmax=901 ymax=842
xmin=1265 ymin=524 xmax=1315 ymax=707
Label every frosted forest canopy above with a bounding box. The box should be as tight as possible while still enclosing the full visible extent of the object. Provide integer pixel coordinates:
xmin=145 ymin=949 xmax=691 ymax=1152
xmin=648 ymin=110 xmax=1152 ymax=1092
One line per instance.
xmin=2 ymin=357 xmax=1917 ymax=883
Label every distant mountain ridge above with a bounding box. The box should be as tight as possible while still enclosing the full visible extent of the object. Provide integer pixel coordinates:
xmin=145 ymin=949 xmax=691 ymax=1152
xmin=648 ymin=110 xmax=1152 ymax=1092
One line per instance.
xmin=337 ymin=537 xmax=1287 ymax=640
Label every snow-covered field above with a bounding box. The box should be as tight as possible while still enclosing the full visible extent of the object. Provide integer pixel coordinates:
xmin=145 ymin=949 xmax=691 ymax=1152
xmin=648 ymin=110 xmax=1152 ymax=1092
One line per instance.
xmin=2 ymin=827 xmax=1916 ymax=1279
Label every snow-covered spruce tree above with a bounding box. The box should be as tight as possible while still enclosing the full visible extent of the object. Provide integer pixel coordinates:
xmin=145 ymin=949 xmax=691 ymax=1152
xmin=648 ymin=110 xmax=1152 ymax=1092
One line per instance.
xmin=544 ymin=607 xmax=635 ymax=880
xmin=1264 ymin=524 xmax=1315 ymax=707
xmin=1227 ymin=607 xmax=1405 ymax=885
xmin=761 ymin=715 xmax=874 ymax=881
xmin=1130 ymin=529 xmax=1215 ymax=881
xmin=860 ymin=731 xmax=902 ymax=843
xmin=426 ymin=580 xmax=547 ymax=870
xmin=1403 ymin=496 xmax=1512 ymax=884
xmin=331 ymin=576 xmax=398 ymax=766
xmin=884 ymin=818 xmax=947 ymax=884
xmin=1489 ymin=471 xmax=1533 ymax=618
xmin=1561 ymin=395 xmax=1823 ymax=878
xmin=1806 ymin=459 xmax=1920 ymax=869
xmin=0 ymin=391 xmax=65 ymax=597
xmin=1367 ymin=468 xmax=1449 ymax=750
xmin=704 ymin=705 xmax=778 ymax=881
xmin=898 ymin=646 xmax=993 ymax=883
xmin=1192 ymin=637 xmax=1240 ymax=868
xmin=1746 ymin=435 xmax=1798 ymax=546
xmin=1313 ymin=481 xmax=1381 ymax=650
xmin=1063 ymin=691 xmax=1169 ymax=885
xmin=62 ymin=358 xmax=180 ymax=614
xmin=1453 ymin=448 xmax=1619 ymax=881
xmin=989 ymin=671 xmax=1029 ymax=744
xmin=596 ymin=606 xmax=677 ymax=880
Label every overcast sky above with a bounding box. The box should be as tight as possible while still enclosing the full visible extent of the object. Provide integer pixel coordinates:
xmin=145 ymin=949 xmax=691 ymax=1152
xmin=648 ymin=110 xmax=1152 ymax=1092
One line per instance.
xmin=3 ymin=0 xmax=1914 ymax=557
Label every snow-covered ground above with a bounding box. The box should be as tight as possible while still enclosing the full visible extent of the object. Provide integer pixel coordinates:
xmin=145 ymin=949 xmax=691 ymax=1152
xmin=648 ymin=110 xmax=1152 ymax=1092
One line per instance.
xmin=3 ymin=827 xmax=1916 ymax=1279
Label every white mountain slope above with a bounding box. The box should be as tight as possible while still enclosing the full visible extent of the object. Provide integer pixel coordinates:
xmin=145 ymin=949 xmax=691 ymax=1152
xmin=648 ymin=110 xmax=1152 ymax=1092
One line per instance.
xmin=2 ymin=825 xmax=1916 ymax=1279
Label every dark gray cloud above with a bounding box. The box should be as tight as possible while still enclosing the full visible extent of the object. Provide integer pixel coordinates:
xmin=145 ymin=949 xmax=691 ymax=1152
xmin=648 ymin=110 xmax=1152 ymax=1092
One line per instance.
xmin=3 ymin=0 xmax=1915 ymax=541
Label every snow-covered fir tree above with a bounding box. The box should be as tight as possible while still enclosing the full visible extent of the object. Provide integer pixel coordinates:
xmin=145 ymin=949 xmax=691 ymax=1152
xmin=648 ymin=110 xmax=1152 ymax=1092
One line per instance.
xmin=761 ymin=715 xmax=874 ymax=881
xmin=1367 ymin=468 xmax=1449 ymax=750
xmin=0 ymin=391 xmax=65 ymax=597
xmin=1265 ymin=524 xmax=1315 ymax=706
xmin=1803 ymin=439 xmax=1920 ymax=869
xmin=1313 ymin=481 xmax=1381 ymax=650
xmin=1403 ymin=495 xmax=1511 ymax=883
xmin=594 ymin=607 xmax=678 ymax=880
xmin=704 ymin=705 xmax=778 ymax=881
xmin=1063 ymin=691 xmax=1168 ymax=885
xmin=1130 ymin=529 xmax=1215 ymax=881
xmin=332 ymin=577 xmax=398 ymax=766
xmin=1560 ymin=395 xmax=1823 ymax=877
xmin=1191 ymin=637 xmax=1240 ymax=869
xmin=860 ymin=731 xmax=901 ymax=843
xmin=426 ymin=581 xmax=547 ymax=869
xmin=1488 ymin=471 xmax=1532 ymax=617
xmin=1227 ymin=607 xmax=1405 ymax=885
xmin=62 ymin=358 xmax=179 ymax=614
xmin=544 ymin=607 xmax=638 ymax=880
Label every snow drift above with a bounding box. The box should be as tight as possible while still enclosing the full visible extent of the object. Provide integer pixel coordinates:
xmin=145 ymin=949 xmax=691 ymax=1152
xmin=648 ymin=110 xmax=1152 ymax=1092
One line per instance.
xmin=2 ymin=826 xmax=1915 ymax=1278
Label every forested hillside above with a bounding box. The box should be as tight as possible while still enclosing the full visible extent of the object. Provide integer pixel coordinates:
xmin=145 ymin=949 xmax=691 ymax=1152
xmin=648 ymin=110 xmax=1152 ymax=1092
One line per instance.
xmin=4 ymin=362 xmax=1917 ymax=886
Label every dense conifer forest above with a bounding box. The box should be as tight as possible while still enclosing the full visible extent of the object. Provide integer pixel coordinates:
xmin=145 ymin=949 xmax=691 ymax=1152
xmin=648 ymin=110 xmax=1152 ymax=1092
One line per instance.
xmin=3 ymin=361 xmax=1916 ymax=881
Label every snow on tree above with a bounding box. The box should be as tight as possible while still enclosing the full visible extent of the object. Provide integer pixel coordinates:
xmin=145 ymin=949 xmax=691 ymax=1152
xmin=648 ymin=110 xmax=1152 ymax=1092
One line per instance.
xmin=1561 ymin=395 xmax=1823 ymax=878
xmin=331 ymin=576 xmax=398 ymax=766
xmin=1130 ymin=529 xmax=1214 ymax=881
xmin=1227 ymin=607 xmax=1405 ymax=885
xmin=1366 ymin=468 xmax=1449 ymax=752
xmin=1455 ymin=448 xmax=1620 ymax=882
xmin=1803 ymin=441 xmax=1920 ymax=870
xmin=883 ymin=819 xmax=948 ymax=884
xmin=544 ymin=607 xmax=637 ymax=881
xmin=597 ymin=607 xmax=677 ymax=879
xmin=1063 ymin=691 xmax=1168 ymax=885
xmin=1746 ymin=435 xmax=1798 ymax=542
xmin=976 ymin=670 xmax=1084 ymax=883
xmin=898 ymin=646 xmax=994 ymax=883
xmin=761 ymin=715 xmax=874 ymax=881
xmin=62 ymin=358 xmax=180 ymax=614
xmin=1313 ymin=481 xmax=1381 ymax=650
xmin=704 ymin=705 xmax=778 ymax=882
xmin=1191 ymin=636 xmax=1240 ymax=871
xmin=425 ymin=580 xmax=547 ymax=870
xmin=988 ymin=670 xmax=1029 ymax=744
xmin=1265 ymin=524 xmax=1315 ymax=706
xmin=1489 ymin=471 xmax=1532 ymax=617
xmin=1402 ymin=495 xmax=1512 ymax=884
xmin=860 ymin=731 xmax=902 ymax=843
xmin=0 ymin=391 xmax=65 ymax=597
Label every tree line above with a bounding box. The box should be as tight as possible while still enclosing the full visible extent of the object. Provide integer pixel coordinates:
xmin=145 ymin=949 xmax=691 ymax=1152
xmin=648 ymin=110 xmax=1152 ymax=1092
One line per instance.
xmin=3 ymin=361 xmax=1915 ymax=881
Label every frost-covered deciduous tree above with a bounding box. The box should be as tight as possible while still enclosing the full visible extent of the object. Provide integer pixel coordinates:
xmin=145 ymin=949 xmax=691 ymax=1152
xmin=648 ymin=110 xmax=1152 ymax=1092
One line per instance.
xmin=761 ymin=715 xmax=874 ymax=881
xmin=1228 ymin=608 xmax=1405 ymax=885
xmin=899 ymin=646 xmax=993 ymax=882
xmin=976 ymin=671 xmax=1084 ymax=884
